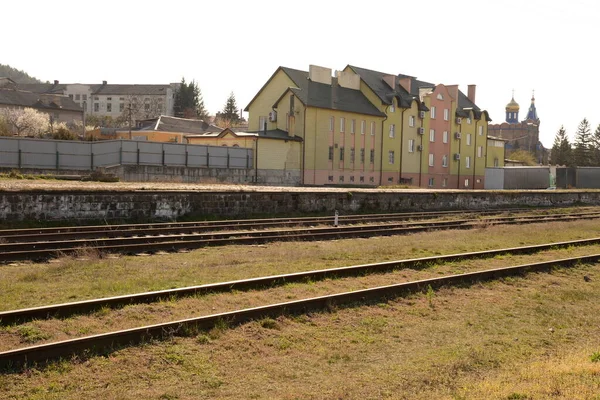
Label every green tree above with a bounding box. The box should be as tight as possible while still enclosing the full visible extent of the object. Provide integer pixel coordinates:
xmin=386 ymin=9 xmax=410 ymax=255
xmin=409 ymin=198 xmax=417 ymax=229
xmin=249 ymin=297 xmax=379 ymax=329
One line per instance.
xmin=174 ymin=78 xmax=209 ymax=120
xmin=573 ymin=118 xmax=593 ymax=166
xmin=591 ymin=124 xmax=600 ymax=166
xmin=550 ymin=125 xmax=572 ymax=166
xmin=508 ymin=150 xmax=537 ymax=166
xmin=218 ymin=92 xmax=240 ymax=123
xmin=0 ymin=63 xmax=42 ymax=83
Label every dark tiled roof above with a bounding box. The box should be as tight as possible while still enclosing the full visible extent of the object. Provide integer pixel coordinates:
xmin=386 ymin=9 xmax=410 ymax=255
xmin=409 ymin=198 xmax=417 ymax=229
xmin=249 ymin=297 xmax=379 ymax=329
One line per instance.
xmin=137 ymin=115 xmax=222 ymax=134
xmin=287 ymin=78 xmax=385 ymax=117
xmin=244 ymin=128 xmax=303 ymax=142
xmin=244 ymin=66 xmax=309 ymax=111
xmin=0 ymin=89 xmax=82 ymax=112
xmin=92 ymin=84 xmax=172 ymax=96
xmin=17 ymin=83 xmax=173 ymax=96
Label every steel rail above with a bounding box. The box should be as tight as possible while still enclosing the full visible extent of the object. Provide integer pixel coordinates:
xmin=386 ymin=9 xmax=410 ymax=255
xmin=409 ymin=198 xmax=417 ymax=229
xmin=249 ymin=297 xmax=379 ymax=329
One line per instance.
xmin=1 ymin=253 xmax=598 ymax=369
xmin=1 ymin=212 xmax=599 ymax=263
xmin=0 ymin=208 xmax=554 ymax=243
xmin=2 ymin=236 xmax=600 ymax=325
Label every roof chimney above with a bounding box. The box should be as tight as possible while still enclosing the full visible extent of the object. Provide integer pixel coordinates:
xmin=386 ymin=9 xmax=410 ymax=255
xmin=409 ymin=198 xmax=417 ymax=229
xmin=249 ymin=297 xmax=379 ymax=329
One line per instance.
xmin=467 ymin=84 xmax=476 ymax=103
xmin=102 ymin=80 xmax=107 ymax=85
xmin=398 ymin=77 xmax=412 ymax=94
xmin=382 ymin=75 xmax=396 ymax=90
xmin=446 ymin=85 xmax=459 ymax=100
xmin=53 ymin=80 xmax=59 ymax=85
xmin=308 ymin=65 xmax=332 ymax=85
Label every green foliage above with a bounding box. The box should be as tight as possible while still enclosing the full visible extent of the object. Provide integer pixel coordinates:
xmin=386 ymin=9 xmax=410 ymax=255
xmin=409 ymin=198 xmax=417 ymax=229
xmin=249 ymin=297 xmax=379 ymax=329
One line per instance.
xmin=16 ymin=325 xmax=51 ymax=343
xmin=216 ymin=92 xmax=241 ymax=124
xmin=573 ymin=118 xmax=593 ymax=166
xmin=507 ymin=393 xmax=530 ymax=400
xmin=508 ymin=150 xmax=537 ymax=166
xmin=0 ymin=63 xmax=42 ymax=83
xmin=174 ymin=78 xmax=209 ymax=120
xmin=426 ymin=285 xmax=435 ymax=308
xmin=591 ymin=351 xmax=600 ymax=362
xmin=52 ymin=125 xmax=78 ymax=140
xmin=550 ymin=125 xmax=572 ymax=166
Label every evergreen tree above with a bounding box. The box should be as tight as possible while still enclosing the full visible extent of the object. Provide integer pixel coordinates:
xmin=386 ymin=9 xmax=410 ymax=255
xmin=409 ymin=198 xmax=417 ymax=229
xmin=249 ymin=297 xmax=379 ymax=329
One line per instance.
xmin=573 ymin=118 xmax=593 ymax=166
xmin=173 ymin=78 xmax=209 ymax=120
xmin=550 ymin=125 xmax=572 ymax=166
xmin=591 ymin=124 xmax=600 ymax=166
xmin=219 ymin=92 xmax=240 ymax=123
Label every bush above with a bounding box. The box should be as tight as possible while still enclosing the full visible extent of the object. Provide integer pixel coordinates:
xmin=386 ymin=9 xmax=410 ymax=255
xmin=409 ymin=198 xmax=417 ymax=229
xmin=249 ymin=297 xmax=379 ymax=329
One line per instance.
xmin=52 ymin=124 xmax=78 ymax=140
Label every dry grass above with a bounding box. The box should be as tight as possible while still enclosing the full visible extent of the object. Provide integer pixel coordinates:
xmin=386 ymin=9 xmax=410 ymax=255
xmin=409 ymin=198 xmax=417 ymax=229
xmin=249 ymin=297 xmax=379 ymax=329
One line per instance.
xmin=1 ymin=262 xmax=600 ymax=399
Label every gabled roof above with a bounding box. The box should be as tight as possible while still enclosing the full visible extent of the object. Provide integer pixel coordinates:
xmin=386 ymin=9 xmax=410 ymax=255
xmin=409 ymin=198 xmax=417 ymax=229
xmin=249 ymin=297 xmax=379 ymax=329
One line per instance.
xmin=136 ymin=115 xmax=222 ymax=134
xmin=0 ymin=88 xmax=83 ymax=112
xmin=244 ymin=67 xmax=308 ymax=111
xmin=187 ymin=128 xmax=303 ymax=142
xmin=17 ymin=83 xmax=174 ymax=96
xmin=17 ymin=83 xmax=66 ymax=94
xmin=285 ymin=78 xmax=386 ymax=117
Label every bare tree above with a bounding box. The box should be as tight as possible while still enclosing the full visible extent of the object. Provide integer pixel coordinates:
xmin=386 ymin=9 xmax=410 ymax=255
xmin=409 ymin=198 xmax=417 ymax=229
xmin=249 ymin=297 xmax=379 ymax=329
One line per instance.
xmin=118 ymin=95 xmax=163 ymax=126
xmin=1 ymin=108 xmax=50 ymax=137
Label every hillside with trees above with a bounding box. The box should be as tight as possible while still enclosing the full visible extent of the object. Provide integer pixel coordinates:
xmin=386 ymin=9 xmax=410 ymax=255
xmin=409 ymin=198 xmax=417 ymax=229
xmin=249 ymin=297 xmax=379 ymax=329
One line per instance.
xmin=0 ymin=63 xmax=42 ymax=83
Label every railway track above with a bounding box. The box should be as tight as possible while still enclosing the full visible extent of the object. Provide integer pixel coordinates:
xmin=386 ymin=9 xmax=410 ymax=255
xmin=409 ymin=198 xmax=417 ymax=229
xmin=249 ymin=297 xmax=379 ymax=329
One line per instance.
xmin=0 ymin=209 xmax=599 ymax=263
xmin=1 ymin=250 xmax=598 ymax=369
xmin=2 ymin=236 xmax=600 ymax=325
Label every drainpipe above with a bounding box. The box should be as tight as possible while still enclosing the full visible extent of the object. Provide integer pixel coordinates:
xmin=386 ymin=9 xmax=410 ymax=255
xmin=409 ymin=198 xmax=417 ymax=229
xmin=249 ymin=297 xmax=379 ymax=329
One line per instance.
xmin=398 ymin=107 xmax=406 ymax=184
xmin=472 ymin=119 xmax=478 ymax=189
xmin=456 ymin=122 xmax=462 ymax=189
xmin=379 ymin=104 xmax=389 ymax=186
xmin=419 ymin=117 xmax=423 ymax=188
xmin=254 ymin=137 xmax=258 ymax=183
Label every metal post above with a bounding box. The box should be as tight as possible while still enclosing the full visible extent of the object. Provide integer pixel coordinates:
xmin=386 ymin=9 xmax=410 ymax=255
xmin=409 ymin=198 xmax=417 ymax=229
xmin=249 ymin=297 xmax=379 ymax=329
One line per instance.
xmin=207 ymin=152 xmax=210 ymax=167
xmin=185 ymin=151 xmax=188 ymax=167
xmin=91 ymin=152 xmax=94 ymax=170
xmin=334 ymin=210 xmax=339 ymax=227
xmin=18 ymin=149 xmax=21 ymax=168
xmin=227 ymin=151 xmax=230 ymax=168
xmin=162 ymin=149 xmax=165 ymax=166
xmin=119 ymin=143 xmax=122 ymax=165
xmin=137 ymin=148 xmax=140 ymax=165
xmin=56 ymin=151 xmax=59 ymax=170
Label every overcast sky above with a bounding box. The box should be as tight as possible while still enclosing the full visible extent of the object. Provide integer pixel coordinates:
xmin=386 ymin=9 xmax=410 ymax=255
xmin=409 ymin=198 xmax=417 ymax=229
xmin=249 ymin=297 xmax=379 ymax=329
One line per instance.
xmin=3 ymin=0 xmax=597 ymax=147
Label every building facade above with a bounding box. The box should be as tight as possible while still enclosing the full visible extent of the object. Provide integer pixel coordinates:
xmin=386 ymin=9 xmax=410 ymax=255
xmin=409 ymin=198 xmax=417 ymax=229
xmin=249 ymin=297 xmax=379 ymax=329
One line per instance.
xmin=488 ymin=92 xmax=546 ymax=164
xmin=18 ymin=81 xmax=180 ymax=121
xmin=245 ymin=64 xmax=503 ymax=188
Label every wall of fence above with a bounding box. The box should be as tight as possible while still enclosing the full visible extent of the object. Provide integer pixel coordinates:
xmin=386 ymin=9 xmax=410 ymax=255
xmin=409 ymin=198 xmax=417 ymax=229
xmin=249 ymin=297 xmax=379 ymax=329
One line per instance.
xmin=0 ymin=137 xmax=253 ymax=170
xmin=484 ymin=167 xmax=551 ymax=190
xmin=556 ymin=167 xmax=600 ymax=189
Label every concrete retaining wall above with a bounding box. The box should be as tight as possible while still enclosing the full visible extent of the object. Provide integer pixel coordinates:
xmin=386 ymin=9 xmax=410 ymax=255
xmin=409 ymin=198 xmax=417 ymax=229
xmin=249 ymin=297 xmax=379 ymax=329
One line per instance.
xmin=0 ymin=190 xmax=598 ymax=222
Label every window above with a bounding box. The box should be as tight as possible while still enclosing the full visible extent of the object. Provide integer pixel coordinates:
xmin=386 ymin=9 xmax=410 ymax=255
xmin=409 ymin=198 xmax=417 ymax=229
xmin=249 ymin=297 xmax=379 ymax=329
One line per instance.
xmin=443 ymin=131 xmax=448 ymax=143
xmin=340 ymin=147 xmax=344 ymax=160
xmin=157 ymin=104 xmax=163 ymax=113
xmin=350 ymin=119 xmax=355 ymax=134
xmin=360 ymin=176 xmax=365 ymax=183
xmin=478 ymin=125 xmax=483 ymax=136
xmin=328 ymin=146 xmax=334 ymax=161
xmin=361 ymin=120 xmax=366 ymax=135
xmin=429 ymin=129 xmax=435 ymax=142
xmin=428 ymin=153 xmax=434 ymax=167
xmin=107 ymin=97 xmax=112 ymax=101
xmin=389 ymin=124 xmax=395 ymax=138
xmin=259 ymin=116 xmax=267 ymax=131
xmin=444 ymin=108 xmax=449 ymax=121
xmin=370 ymin=149 xmax=375 ymax=163
xmin=119 ymin=97 xmax=125 ymax=101
xmin=82 ymin=95 xmax=87 ymax=101
xmin=466 ymin=134 xmax=472 ymax=146
xmin=409 ymin=116 xmax=415 ymax=127
xmin=465 ymin=156 xmax=471 ymax=168
xmin=390 ymin=103 xmax=395 ymax=113
xmin=339 ymin=176 xmax=344 ymax=183
xmin=370 ymin=122 xmax=376 ymax=135
xmin=477 ymin=146 xmax=483 ymax=158
xmin=388 ymin=150 xmax=395 ymax=164
xmin=94 ymin=103 xmax=99 ymax=112
xmin=465 ymin=178 xmax=470 ymax=187
xmin=94 ymin=96 xmax=99 ymax=100
xmin=428 ymin=177 xmax=434 ymax=187
xmin=107 ymin=103 xmax=112 ymax=112
xmin=442 ymin=178 xmax=448 ymax=187
xmin=430 ymin=106 xmax=436 ymax=119
xmin=388 ymin=177 xmax=394 ymax=183
xmin=68 ymin=94 xmax=73 ymax=99
xmin=360 ymin=148 xmax=365 ymax=163
xmin=437 ymin=93 xmax=444 ymax=100
xmin=408 ymin=139 xmax=415 ymax=153
xmin=120 ymin=103 xmax=124 ymax=112
xmin=340 ymin=117 xmax=345 ymax=132
xmin=328 ymin=175 xmax=334 ymax=182
xmin=329 ymin=116 xmax=334 ymax=132
xmin=145 ymin=103 xmax=150 ymax=111
xmin=369 ymin=177 xmax=375 ymax=183
xmin=442 ymin=155 xmax=448 ymax=167
xmin=75 ymin=94 xmax=80 ymax=101
xmin=350 ymin=176 xmax=355 ymax=183
xmin=350 ymin=148 xmax=355 ymax=162
xmin=467 ymin=117 xmax=472 ymax=124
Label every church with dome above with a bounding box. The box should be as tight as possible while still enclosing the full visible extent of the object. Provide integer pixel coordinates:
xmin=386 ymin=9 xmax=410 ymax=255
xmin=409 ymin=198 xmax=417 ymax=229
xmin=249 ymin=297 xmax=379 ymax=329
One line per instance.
xmin=487 ymin=92 xmax=547 ymax=164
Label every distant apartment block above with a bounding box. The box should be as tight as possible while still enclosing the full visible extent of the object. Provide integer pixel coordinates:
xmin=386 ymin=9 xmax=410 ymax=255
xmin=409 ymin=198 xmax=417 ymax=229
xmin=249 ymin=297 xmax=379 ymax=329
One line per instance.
xmin=18 ymin=80 xmax=180 ymax=120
